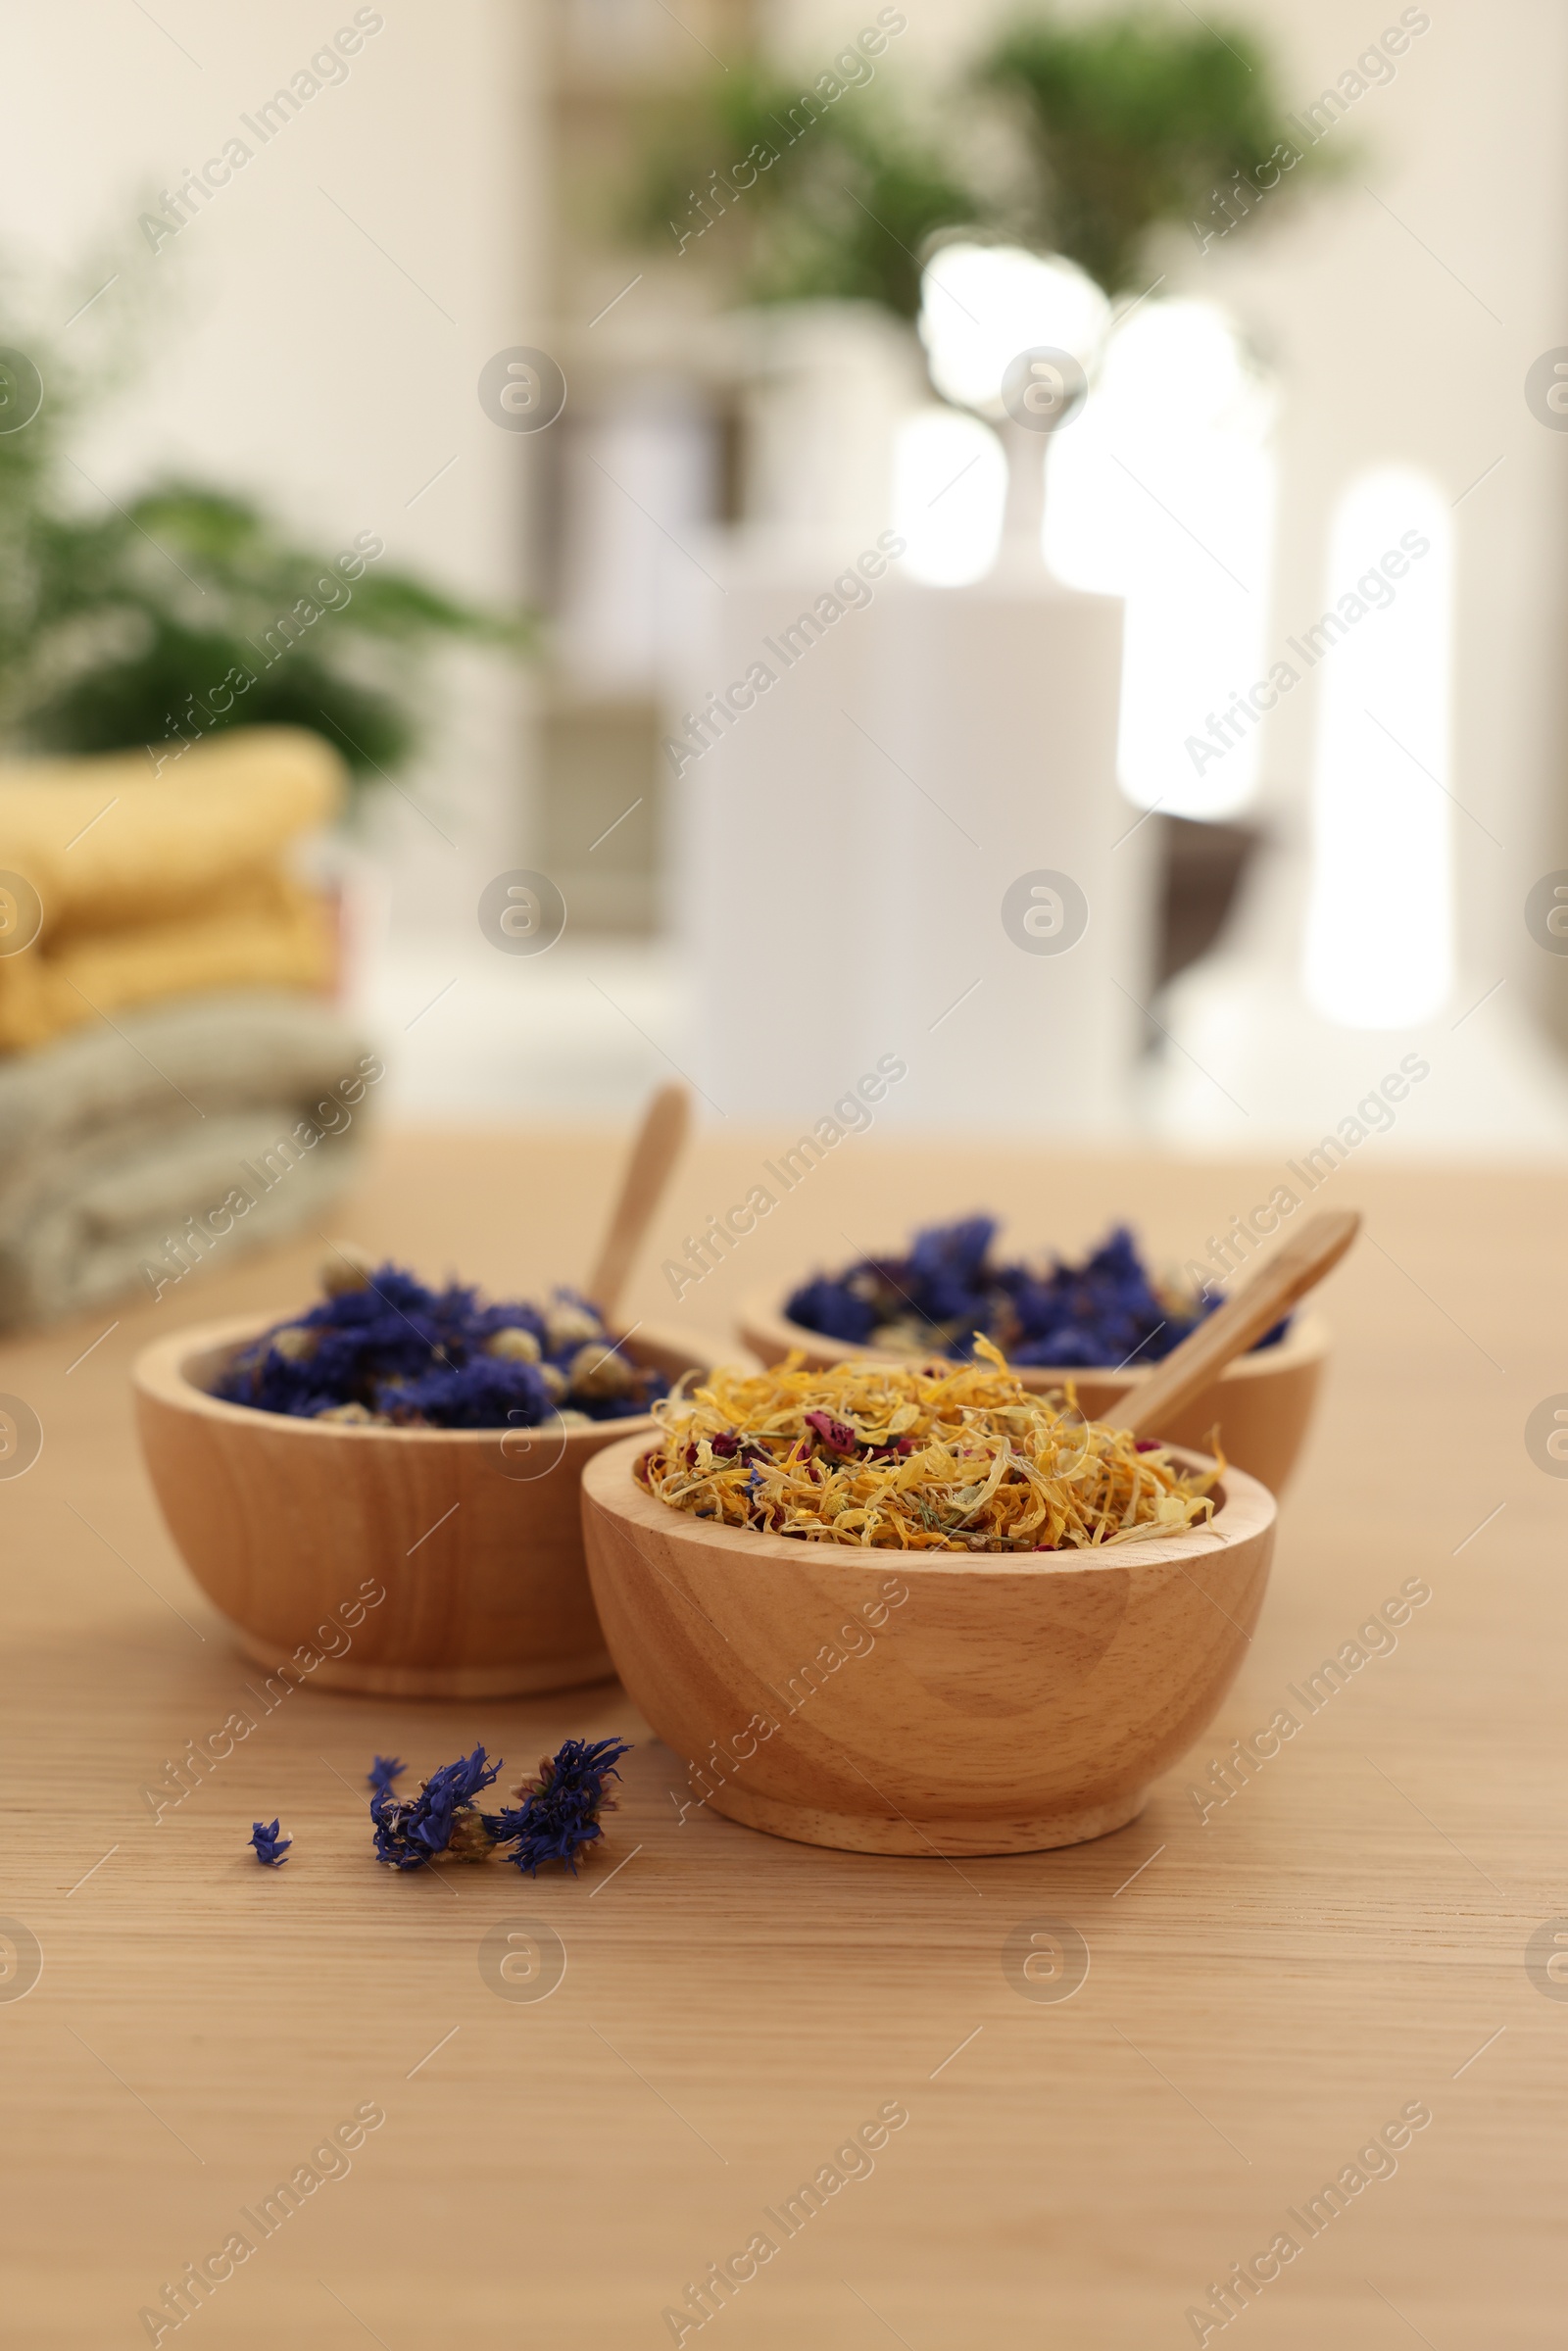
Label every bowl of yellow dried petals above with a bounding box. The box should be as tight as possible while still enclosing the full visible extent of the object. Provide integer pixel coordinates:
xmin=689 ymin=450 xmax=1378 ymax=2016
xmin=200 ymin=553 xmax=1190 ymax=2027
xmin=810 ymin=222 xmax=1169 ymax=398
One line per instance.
xmin=579 ymin=1342 xmax=1275 ymax=1855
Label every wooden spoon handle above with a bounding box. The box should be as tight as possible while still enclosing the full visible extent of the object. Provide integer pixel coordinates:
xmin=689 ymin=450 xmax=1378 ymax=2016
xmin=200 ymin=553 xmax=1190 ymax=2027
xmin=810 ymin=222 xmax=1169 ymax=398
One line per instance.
xmin=584 ymin=1083 xmax=693 ymax=1326
xmin=1122 ymin=1208 xmax=1361 ymax=1444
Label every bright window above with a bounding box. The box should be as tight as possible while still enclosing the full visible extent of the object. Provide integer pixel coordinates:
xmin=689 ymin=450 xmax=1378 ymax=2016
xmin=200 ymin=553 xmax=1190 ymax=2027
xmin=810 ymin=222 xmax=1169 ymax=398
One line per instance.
xmin=1302 ymin=466 xmax=1452 ymax=1029
xmin=1046 ymin=299 xmax=1276 ymax=819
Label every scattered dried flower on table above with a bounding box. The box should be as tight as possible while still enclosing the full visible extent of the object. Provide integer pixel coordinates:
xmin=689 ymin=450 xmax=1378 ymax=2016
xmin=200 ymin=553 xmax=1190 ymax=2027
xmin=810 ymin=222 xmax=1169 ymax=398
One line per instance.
xmin=370 ymin=1742 xmax=502 ymax=1870
xmin=249 ymin=1819 xmax=291 ymax=1866
xmin=368 ymin=1739 xmax=634 ymax=1873
xmin=483 ymin=1738 xmax=633 ymax=1877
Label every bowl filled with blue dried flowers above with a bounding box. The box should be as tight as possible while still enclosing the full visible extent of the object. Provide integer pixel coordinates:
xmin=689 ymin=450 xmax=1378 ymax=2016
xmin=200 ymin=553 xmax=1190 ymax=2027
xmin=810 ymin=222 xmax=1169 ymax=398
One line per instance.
xmin=134 ymin=1249 xmax=715 ymax=1698
xmin=739 ymin=1217 xmax=1327 ymax=1494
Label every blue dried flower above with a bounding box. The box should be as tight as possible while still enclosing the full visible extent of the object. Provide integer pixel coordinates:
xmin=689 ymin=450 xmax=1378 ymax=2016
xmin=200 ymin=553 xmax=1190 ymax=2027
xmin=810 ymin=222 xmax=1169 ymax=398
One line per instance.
xmin=788 ymin=1218 xmax=1289 ymax=1369
xmin=383 ymin=1356 xmax=554 ymax=1430
xmin=785 ymin=1273 xmax=878 ymax=1346
xmin=213 ymin=1261 xmax=665 ymax=1429
xmin=368 ymin=1755 xmax=405 ymax=1797
xmin=906 ymin=1214 xmax=995 ymax=1326
xmin=483 ymin=1737 xmax=632 ymax=1877
xmin=250 ymin=1819 xmax=291 ymax=1867
xmin=370 ymin=1742 xmax=502 ymax=1870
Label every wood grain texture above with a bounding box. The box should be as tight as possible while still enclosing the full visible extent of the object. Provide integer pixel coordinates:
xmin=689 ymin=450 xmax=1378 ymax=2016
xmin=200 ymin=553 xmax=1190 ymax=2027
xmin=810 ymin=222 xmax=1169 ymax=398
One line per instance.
xmin=581 ymin=1436 xmax=1274 ymax=1854
xmin=739 ymin=1288 xmax=1329 ymax=1494
xmin=132 ymin=1316 xmax=715 ymax=1698
xmin=0 ymin=1127 xmax=1561 ymax=2348
xmin=586 ymin=1083 xmax=693 ymax=1324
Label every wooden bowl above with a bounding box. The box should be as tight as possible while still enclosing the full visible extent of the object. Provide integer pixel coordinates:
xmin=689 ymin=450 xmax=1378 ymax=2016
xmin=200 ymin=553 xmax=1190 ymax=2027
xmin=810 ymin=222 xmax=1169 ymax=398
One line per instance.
xmin=580 ymin=1433 xmax=1275 ymax=1856
xmin=132 ymin=1314 xmax=716 ymax=1699
xmin=738 ymin=1289 xmax=1327 ymax=1495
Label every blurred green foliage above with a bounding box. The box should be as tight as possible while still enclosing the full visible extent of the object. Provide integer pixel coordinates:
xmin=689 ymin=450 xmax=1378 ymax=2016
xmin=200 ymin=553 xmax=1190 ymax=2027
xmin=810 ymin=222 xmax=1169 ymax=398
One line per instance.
xmin=980 ymin=8 xmax=1345 ymax=294
xmin=628 ymin=63 xmax=982 ymax=319
xmin=627 ymin=9 xmax=1344 ymax=314
xmin=0 ymin=316 xmax=530 ymax=779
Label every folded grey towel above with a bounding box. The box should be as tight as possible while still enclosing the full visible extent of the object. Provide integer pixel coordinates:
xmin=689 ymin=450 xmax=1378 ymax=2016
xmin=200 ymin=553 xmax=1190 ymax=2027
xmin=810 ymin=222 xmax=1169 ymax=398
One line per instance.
xmin=0 ymin=990 xmax=382 ymax=1328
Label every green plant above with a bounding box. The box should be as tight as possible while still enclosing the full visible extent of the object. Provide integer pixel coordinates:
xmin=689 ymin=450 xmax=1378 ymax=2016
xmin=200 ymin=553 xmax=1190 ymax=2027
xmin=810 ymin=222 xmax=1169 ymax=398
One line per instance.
xmin=978 ymin=7 xmax=1345 ymax=295
xmin=628 ymin=63 xmax=985 ymax=320
xmin=0 ymin=300 xmax=529 ymax=779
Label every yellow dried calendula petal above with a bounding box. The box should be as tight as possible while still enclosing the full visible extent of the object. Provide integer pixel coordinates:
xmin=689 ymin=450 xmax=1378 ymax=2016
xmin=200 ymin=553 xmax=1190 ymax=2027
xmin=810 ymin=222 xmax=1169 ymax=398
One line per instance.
xmin=638 ymin=1347 xmax=1219 ymax=1555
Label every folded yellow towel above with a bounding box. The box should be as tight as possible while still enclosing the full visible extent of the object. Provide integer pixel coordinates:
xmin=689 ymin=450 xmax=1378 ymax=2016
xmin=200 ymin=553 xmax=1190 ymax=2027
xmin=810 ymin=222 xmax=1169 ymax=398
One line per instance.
xmin=0 ymin=725 xmax=344 ymax=935
xmin=0 ymin=869 xmax=334 ymax=1052
xmin=0 ymin=726 xmax=345 ymax=1050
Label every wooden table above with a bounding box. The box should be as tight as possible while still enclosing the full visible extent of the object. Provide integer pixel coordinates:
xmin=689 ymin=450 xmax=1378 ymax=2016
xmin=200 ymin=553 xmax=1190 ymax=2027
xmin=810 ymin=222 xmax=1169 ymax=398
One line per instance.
xmin=4 ymin=1127 xmax=1561 ymax=2347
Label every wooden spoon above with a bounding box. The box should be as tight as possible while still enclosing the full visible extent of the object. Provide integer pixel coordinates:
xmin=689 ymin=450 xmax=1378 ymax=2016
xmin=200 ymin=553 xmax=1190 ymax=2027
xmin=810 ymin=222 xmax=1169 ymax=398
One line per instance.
xmin=584 ymin=1083 xmax=693 ymax=1327
xmin=1122 ymin=1207 xmax=1361 ymax=1444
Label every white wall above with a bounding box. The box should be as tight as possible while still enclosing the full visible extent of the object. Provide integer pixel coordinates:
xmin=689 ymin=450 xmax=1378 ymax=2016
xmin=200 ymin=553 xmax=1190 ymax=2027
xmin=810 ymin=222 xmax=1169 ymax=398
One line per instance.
xmin=791 ymin=0 xmax=1568 ymax=1012
xmin=1201 ymin=0 xmax=1568 ymax=1005
xmin=788 ymin=0 xmax=1568 ymax=1139
xmin=0 ymin=0 xmax=543 ymax=933
xmin=7 ymin=0 xmax=1567 ymax=1134
xmin=1136 ymin=0 xmax=1568 ymax=1143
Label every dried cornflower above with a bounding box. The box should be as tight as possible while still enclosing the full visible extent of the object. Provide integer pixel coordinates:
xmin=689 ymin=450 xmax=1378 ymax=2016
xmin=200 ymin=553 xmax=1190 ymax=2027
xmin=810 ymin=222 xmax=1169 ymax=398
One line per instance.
xmin=787 ymin=1217 xmax=1289 ymax=1370
xmin=214 ymin=1263 xmax=664 ymax=1429
xmin=370 ymin=1743 xmax=501 ymax=1870
xmin=250 ymin=1819 xmax=291 ymax=1867
xmin=445 ymin=1809 xmax=497 ymax=1862
xmin=483 ymin=1737 xmax=633 ymax=1877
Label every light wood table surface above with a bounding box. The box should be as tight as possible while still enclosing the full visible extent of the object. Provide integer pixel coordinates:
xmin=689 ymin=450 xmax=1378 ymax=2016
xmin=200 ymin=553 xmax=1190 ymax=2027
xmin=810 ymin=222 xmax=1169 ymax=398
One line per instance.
xmin=3 ymin=1125 xmax=1562 ymax=2347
